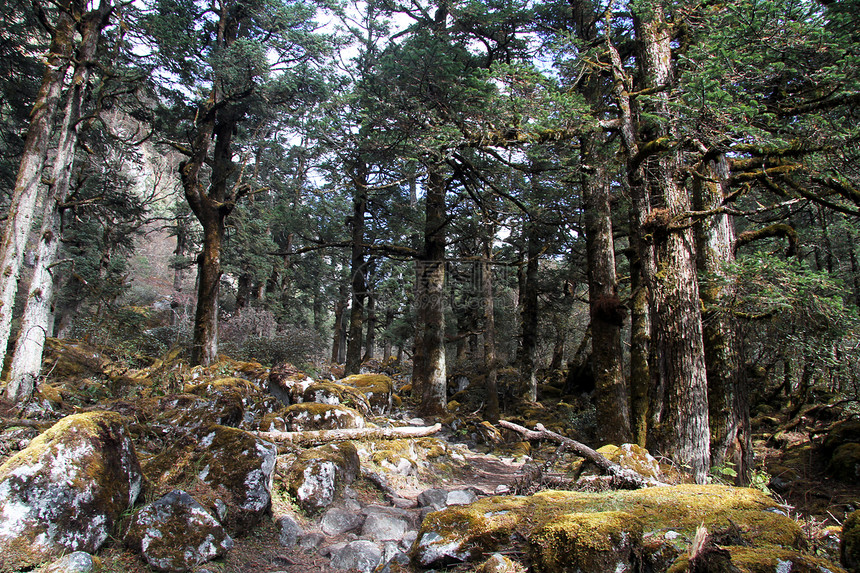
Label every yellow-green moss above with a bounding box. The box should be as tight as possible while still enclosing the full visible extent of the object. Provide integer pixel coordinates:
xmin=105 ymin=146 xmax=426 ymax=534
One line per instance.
xmin=531 ymin=511 xmax=642 ymax=573
xmin=339 ymin=373 xmax=393 ymax=393
xmin=727 ymin=546 xmax=848 ymax=573
xmin=185 ymin=377 xmax=257 ymax=396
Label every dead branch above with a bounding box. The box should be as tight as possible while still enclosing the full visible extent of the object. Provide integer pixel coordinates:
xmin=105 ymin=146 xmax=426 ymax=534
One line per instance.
xmin=498 ymin=420 xmax=668 ymax=489
xmin=257 ymin=423 xmax=442 ymax=446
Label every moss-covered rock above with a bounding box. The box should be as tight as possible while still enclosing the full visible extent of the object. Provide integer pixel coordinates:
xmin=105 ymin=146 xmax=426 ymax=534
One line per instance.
xmin=141 ymin=425 xmax=276 ymax=532
xmin=337 ymin=374 xmax=394 ymax=415
xmin=827 ymin=443 xmax=860 ymax=483
xmin=822 ymin=421 xmax=860 ymax=457
xmin=268 ymin=363 xmax=315 ymax=406
xmin=285 ymin=402 xmax=366 ymax=431
xmin=410 ymin=485 xmax=809 ymax=571
xmin=475 ymin=553 xmax=527 ymax=572
xmin=125 ymin=489 xmax=233 ymax=572
xmin=843 ymin=510 xmax=860 ymax=573
xmin=299 ymin=382 xmax=371 ymax=415
xmin=285 ymin=442 xmax=360 ymax=513
xmin=0 ymin=411 xmax=142 ymax=572
xmin=591 ymin=443 xmax=672 ymax=481
xmin=723 ymin=546 xmax=847 ymax=573
xmin=531 ymin=511 xmax=643 ymax=573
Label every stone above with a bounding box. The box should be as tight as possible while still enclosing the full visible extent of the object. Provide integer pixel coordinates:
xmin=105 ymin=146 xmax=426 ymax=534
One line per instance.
xmin=125 ymin=490 xmax=233 ymax=572
xmin=475 ymin=553 xmax=525 ymax=573
xmin=844 ymin=510 xmax=860 ymax=573
xmin=337 ymin=374 xmax=394 ymax=415
xmin=268 ymin=364 xmax=316 ymax=406
xmin=447 ymin=489 xmax=479 ymax=506
xmin=299 ymin=532 xmax=325 ymax=550
xmin=142 ymin=425 xmax=277 ymax=532
xmin=286 ymin=443 xmax=360 ymax=513
xmin=321 ymin=508 xmax=365 ymax=536
xmin=411 ymin=485 xmax=813 ymax=569
xmin=285 ymin=403 xmax=366 ymax=431
xmin=331 ymin=539 xmax=383 ymax=572
xmin=0 ymin=411 xmax=142 ymax=572
xmin=42 ymin=552 xmax=97 ymax=573
xmin=300 ymin=382 xmax=372 ymax=415
xmin=361 ymin=512 xmax=409 ymax=541
xmin=417 ymin=488 xmax=449 ymax=510
xmin=828 ymin=443 xmax=860 ymax=483
xmin=277 ymin=515 xmax=303 ymax=548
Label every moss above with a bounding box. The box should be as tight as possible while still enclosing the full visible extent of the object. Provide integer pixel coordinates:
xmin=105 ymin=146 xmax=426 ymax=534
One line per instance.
xmin=301 ymin=382 xmax=370 ymax=414
xmin=531 ymin=511 xmax=642 ymax=573
xmin=185 ymin=377 xmax=257 ymax=396
xmin=843 ymin=510 xmax=860 ymax=573
xmin=822 ymin=421 xmax=860 ymax=457
xmin=828 ymin=443 xmax=860 ymax=482
xmin=727 ymin=546 xmax=848 ymax=573
xmin=339 ymin=373 xmax=393 ymax=394
xmin=285 ymin=402 xmax=365 ymax=431
xmin=411 ymin=485 xmax=806 ymax=570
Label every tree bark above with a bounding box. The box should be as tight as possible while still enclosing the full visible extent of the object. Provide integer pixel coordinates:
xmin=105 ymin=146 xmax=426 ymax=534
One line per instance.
xmin=481 ymin=235 xmax=499 ymax=423
xmin=581 ymin=131 xmax=631 ymax=445
xmin=363 ymin=290 xmax=376 ymax=362
xmin=331 ymin=282 xmax=348 ymax=363
xmin=632 ymin=4 xmax=710 ymax=483
xmin=5 ymin=1 xmax=111 ymax=402
xmin=345 ymin=164 xmax=368 ymax=375
xmin=519 ymin=222 xmax=540 ymax=401
xmin=413 ymin=167 xmax=447 ymax=416
xmin=0 ymin=2 xmax=76 ymax=373
xmin=693 ymin=154 xmax=750 ymax=482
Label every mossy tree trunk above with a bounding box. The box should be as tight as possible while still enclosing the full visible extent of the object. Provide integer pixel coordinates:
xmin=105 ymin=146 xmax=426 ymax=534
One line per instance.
xmin=633 ymin=4 xmax=710 ymax=483
xmin=0 ymin=1 xmax=76 ymax=374
xmin=519 ymin=221 xmax=541 ymax=402
xmin=5 ymin=1 xmax=112 ymax=402
xmin=345 ymin=162 xmax=368 ymax=375
xmin=413 ymin=167 xmax=447 ymax=417
xmin=481 ymin=230 xmax=499 ymax=423
xmin=693 ymin=154 xmax=751 ymax=482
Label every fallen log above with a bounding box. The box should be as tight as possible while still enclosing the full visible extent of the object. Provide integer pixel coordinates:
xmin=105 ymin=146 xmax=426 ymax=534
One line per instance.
xmin=498 ymin=420 xmax=669 ymax=489
xmin=257 ymin=423 xmax=442 ymax=446
xmin=0 ymin=418 xmax=51 ymax=430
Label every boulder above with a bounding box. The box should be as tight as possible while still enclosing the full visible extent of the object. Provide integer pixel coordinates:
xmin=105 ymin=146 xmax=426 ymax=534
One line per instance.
xmin=411 ymin=485 xmax=812 ymax=570
xmin=277 ymin=514 xmax=303 ymax=548
xmin=844 ymin=510 xmax=860 ymax=573
xmin=0 ymin=411 xmax=142 ymax=572
xmin=125 ymin=490 xmax=233 ymax=572
xmin=41 ymin=552 xmax=97 ymax=573
xmin=330 ymin=539 xmax=383 ymax=572
xmin=361 ymin=512 xmax=409 ymax=542
xmin=286 ymin=442 xmax=360 ymax=512
xmin=285 ymin=403 xmax=366 ymax=431
xmin=476 ymin=553 xmax=526 ymax=573
xmin=321 ymin=508 xmax=365 ymax=536
xmin=300 ymin=382 xmax=372 ymax=415
xmin=268 ymin=363 xmax=315 ymax=406
xmin=337 ymin=374 xmax=394 ymax=415
xmin=142 ymin=425 xmax=276 ymax=531
xmin=828 ymin=443 xmax=860 ymax=483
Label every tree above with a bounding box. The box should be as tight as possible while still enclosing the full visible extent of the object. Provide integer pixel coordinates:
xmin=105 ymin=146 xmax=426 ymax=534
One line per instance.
xmin=4 ymin=0 xmax=114 ymax=402
xmin=144 ymin=0 xmax=328 ymax=365
xmin=0 ymin=0 xmax=77 ymax=373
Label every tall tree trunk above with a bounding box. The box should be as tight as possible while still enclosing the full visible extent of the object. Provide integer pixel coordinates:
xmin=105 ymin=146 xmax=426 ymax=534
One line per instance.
xmin=363 ymin=292 xmax=376 ymax=362
xmin=413 ymin=167 xmax=447 ymax=417
xmin=627 ymin=238 xmax=651 ymax=447
xmin=481 ymin=233 xmax=499 ymax=423
xmin=0 ymin=2 xmax=76 ymax=372
xmin=331 ymin=283 xmax=348 ymax=363
xmin=581 ymin=131 xmax=631 ymax=445
xmin=519 ymin=222 xmax=540 ymax=401
xmin=693 ymin=154 xmax=750 ymax=481
xmin=5 ymin=1 xmax=111 ymax=402
xmin=345 ymin=164 xmax=368 ymax=375
xmin=633 ymin=4 xmax=710 ymax=483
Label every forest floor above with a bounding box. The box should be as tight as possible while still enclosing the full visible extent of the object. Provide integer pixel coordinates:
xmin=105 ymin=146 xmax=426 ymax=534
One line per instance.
xmin=1 ymin=347 xmax=858 ymax=573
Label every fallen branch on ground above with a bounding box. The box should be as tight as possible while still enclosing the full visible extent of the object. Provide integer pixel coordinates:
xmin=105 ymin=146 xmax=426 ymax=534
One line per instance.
xmin=257 ymin=423 xmax=442 ymax=446
xmin=0 ymin=418 xmax=51 ymax=430
xmin=498 ymin=420 xmax=669 ymax=489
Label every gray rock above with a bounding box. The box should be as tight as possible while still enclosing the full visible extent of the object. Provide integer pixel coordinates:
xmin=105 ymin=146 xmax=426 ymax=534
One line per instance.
xmin=277 ymin=515 xmax=303 ymax=548
xmin=0 ymin=411 xmax=142 ymax=572
xmin=361 ymin=512 xmax=408 ymax=542
xmin=400 ymin=530 xmax=418 ymax=551
xmin=42 ymin=552 xmax=96 ymax=573
xmin=299 ymin=532 xmax=326 ymax=550
xmin=320 ymin=541 xmax=348 ymax=557
xmin=125 ymin=490 xmax=233 ymax=572
xmin=287 ymin=442 xmax=360 ymax=512
xmin=330 ymin=540 xmax=383 ymax=572
xmin=417 ymin=488 xmax=448 ymax=509
xmin=446 ymin=489 xmax=478 ymax=506
xmin=391 ymin=496 xmax=417 ymax=509
xmin=321 ymin=508 xmax=364 ymax=536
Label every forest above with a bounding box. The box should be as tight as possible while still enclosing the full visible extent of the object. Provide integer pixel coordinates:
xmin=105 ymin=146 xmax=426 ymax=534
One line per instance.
xmin=1 ymin=0 xmax=860 ymax=507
